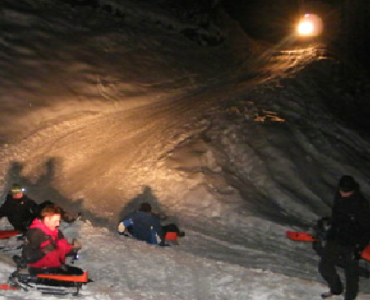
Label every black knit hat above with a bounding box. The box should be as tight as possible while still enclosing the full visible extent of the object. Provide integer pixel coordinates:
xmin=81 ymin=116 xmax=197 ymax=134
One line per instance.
xmin=139 ymin=202 xmax=152 ymax=213
xmin=339 ymin=175 xmax=357 ymax=192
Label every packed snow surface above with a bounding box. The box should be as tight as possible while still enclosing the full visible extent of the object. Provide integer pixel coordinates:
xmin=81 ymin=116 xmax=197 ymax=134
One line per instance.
xmin=1 ymin=0 xmax=370 ymax=299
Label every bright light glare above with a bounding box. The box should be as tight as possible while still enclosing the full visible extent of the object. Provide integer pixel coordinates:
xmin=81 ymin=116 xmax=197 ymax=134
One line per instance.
xmin=298 ymin=21 xmax=314 ymax=35
xmin=296 ymin=14 xmax=323 ymax=37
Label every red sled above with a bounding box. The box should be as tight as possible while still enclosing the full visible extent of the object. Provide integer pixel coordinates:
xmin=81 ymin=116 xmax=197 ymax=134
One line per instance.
xmin=0 ymin=230 xmax=21 ymax=239
xmin=165 ymin=231 xmax=178 ymax=241
xmin=37 ymin=271 xmax=88 ymax=283
xmin=361 ymin=245 xmax=370 ymax=261
xmin=0 ymin=284 xmax=18 ymax=291
xmin=286 ymin=231 xmax=370 ymax=262
xmin=286 ymin=231 xmax=317 ymax=242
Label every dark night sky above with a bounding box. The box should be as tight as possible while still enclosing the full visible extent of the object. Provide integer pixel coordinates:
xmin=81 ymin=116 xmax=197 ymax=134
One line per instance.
xmin=222 ymin=0 xmax=370 ymax=133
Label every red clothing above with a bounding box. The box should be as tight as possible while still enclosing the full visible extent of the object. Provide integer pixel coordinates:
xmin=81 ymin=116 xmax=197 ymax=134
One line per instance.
xmin=23 ymin=218 xmax=73 ymax=268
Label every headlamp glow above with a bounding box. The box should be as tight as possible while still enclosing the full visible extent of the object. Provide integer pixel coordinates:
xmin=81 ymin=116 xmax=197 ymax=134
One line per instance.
xmin=296 ymin=14 xmax=323 ymax=37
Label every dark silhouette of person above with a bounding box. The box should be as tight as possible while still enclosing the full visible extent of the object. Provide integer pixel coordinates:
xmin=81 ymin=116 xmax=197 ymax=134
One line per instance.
xmin=319 ymin=175 xmax=370 ymax=300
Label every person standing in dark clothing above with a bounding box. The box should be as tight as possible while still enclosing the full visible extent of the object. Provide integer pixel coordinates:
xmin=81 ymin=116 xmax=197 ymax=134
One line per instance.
xmin=319 ymin=175 xmax=370 ymax=300
xmin=0 ymin=184 xmax=39 ymax=232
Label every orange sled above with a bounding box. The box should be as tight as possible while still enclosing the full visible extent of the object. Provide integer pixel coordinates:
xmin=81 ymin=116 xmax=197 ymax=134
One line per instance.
xmin=6 ymin=255 xmax=90 ymax=296
xmin=286 ymin=231 xmax=370 ymax=263
xmin=165 ymin=231 xmax=178 ymax=241
xmin=286 ymin=231 xmax=317 ymax=242
xmin=37 ymin=271 xmax=88 ymax=283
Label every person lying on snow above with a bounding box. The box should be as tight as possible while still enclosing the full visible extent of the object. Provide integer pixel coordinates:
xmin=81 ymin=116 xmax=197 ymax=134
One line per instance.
xmin=22 ymin=203 xmax=83 ymax=275
xmin=0 ymin=184 xmax=39 ymax=232
xmin=118 ymin=202 xmax=184 ymax=245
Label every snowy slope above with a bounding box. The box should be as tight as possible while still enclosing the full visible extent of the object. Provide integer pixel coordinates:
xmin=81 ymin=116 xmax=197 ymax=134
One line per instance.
xmin=1 ymin=0 xmax=370 ymax=299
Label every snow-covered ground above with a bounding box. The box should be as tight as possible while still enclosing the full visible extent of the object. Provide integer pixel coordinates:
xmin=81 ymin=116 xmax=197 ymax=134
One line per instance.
xmin=1 ymin=0 xmax=370 ymax=299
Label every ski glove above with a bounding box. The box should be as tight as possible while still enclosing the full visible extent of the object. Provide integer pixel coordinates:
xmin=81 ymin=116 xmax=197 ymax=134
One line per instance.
xmin=72 ymin=239 xmax=82 ymax=250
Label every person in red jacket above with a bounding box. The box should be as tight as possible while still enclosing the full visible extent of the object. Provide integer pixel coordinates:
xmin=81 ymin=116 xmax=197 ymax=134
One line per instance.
xmin=22 ymin=203 xmax=82 ymax=275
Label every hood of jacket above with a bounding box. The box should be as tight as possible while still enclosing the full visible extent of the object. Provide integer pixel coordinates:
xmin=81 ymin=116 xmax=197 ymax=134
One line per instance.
xmin=29 ymin=218 xmax=59 ymax=240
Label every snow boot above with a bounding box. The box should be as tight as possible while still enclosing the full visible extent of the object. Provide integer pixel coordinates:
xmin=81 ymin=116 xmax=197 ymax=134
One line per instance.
xmin=321 ymin=291 xmax=341 ymax=299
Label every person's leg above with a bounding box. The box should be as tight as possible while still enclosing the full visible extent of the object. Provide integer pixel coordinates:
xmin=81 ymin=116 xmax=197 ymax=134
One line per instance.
xmin=162 ymin=223 xmax=179 ymax=234
xmin=28 ymin=265 xmax=83 ymax=275
xmin=28 ymin=266 xmax=62 ymax=275
xmin=342 ymin=247 xmax=359 ymax=300
xmin=319 ymin=242 xmax=343 ymax=295
xmin=61 ymin=264 xmax=84 ymax=275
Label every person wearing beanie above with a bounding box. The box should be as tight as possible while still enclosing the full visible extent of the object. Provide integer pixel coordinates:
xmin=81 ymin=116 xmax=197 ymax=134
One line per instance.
xmin=319 ymin=175 xmax=370 ymax=300
xmin=0 ymin=184 xmax=39 ymax=232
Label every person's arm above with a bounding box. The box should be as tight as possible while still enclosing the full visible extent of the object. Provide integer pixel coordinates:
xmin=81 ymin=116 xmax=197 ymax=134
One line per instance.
xmin=326 ymin=198 xmax=339 ymax=241
xmin=23 ymin=228 xmax=49 ymax=263
xmin=356 ymin=197 xmax=370 ymax=249
xmin=0 ymin=203 xmax=6 ymax=218
xmin=121 ymin=212 xmax=135 ymax=226
xmin=151 ymin=212 xmax=167 ymax=221
xmin=152 ymin=217 xmax=165 ymax=244
xmin=20 ymin=198 xmax=39 ymax=229
xmin=56 ymin=231 xmax=74 ymax=259
xmin=117 ymin=212 xmax=135 ymax=235
xmin=25 ymin=197 xmax=39 ymax=217
xmin=0 ymin=195 xmax=12 ymax=218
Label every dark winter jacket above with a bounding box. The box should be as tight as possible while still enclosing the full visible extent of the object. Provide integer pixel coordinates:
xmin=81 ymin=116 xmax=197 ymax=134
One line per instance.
xmin=122 ymin=211 xmax=164 ymax=244
xmin=0 ymin=194 xmax=39 ymax=231
xmin=328 ymin=189 xmax=370 ymax=248
xmin=22 ymin=218 xmax=73 ymax=268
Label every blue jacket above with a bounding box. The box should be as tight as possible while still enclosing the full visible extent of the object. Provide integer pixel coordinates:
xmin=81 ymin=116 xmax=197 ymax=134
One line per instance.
xmin=122 ymin=211 xmax=163 ymax=244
